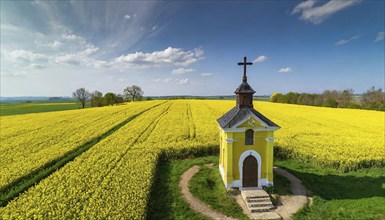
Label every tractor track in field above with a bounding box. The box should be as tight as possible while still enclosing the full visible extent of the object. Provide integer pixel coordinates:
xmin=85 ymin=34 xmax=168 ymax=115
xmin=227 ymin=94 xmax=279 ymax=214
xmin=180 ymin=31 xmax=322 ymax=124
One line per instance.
xmin=135 ymin=102 xmax=172 ymax=144
xmin=91 ymin=101 xmax=172 ymax=186
xmin=1 ymin=106 xmax=135 ymax=173
xmin=77 ymin=102 xmax=174 ymax=209
xmin=0 ymin=101 xmax=168 ymax=207
xmin=187 ymin=102 xmax=196 ymax=140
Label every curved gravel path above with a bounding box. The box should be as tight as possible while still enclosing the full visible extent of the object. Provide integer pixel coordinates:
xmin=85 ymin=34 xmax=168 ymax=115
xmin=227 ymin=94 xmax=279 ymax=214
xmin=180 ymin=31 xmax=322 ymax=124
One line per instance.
xmin=179 ymin=165 xmax=237 ymax=220
xmin=179 ymin=165 xmax=310 ymax=220
xmin=274 ymin=167 xmax=308 ymax=220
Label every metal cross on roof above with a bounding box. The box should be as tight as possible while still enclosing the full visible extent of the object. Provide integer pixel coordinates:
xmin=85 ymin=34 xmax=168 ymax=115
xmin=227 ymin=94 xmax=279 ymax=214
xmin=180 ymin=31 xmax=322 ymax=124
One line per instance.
xmin=238 ymin=56 xmax=253 ymax=83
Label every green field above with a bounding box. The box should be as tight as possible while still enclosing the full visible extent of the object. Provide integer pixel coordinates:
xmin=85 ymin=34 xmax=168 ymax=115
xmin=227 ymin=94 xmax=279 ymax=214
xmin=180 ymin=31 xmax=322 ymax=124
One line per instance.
xmin=0 ymin=102 xmax=90 ymax=116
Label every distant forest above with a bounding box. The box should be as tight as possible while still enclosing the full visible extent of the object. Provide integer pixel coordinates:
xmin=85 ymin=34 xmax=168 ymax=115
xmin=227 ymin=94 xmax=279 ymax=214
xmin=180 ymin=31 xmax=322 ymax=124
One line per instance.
xmin=270 ymin=86 xmax=385 ymax=111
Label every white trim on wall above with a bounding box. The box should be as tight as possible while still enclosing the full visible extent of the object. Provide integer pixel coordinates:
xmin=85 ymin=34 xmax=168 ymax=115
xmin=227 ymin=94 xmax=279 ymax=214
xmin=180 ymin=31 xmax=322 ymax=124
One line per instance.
xmin=260 ymin=178 xmax=270 ymax=186
xmin=225 ymin=138 xmax=234 ymax=143
xmin=225 ymin=178 xmax=271 ymax=189
xmin=238 ymin=150 xmax=262 ymax=189
xmin=219 ymin=163 xmax=226 ymax=186
xmin=226 ymin=180 xmax=242 ymax=188
xmin=223 ymin=126 xmax=279 ymax=133
xmin=265 ymin=137 xmax=275 ymax=142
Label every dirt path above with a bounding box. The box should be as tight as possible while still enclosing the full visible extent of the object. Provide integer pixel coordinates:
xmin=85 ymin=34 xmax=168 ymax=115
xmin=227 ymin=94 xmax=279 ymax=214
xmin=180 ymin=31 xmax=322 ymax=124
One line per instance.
xmin=274 ymin=167 xmax=308 ymax=220
xmin=179 ymin=165 xmax=309 ymax=220
xmin=179 ymin=165 xmax=237 ymax=220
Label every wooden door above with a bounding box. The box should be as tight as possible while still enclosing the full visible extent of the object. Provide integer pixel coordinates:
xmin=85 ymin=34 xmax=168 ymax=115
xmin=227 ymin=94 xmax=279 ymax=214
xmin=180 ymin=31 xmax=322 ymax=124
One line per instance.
xmin=242 ymin=155 xmax=258 ymax=187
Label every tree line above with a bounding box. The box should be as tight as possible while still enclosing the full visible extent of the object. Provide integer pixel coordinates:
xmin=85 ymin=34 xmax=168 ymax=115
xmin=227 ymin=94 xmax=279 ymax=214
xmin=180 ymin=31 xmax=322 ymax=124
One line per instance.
xmin=270 ymin=86 xmax=385 ymax=111
xmin=72 ymin=85 xmax=143 ymax=108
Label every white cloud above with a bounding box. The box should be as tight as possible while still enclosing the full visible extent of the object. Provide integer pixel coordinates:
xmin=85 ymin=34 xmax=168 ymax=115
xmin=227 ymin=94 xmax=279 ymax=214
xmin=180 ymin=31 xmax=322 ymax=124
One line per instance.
xmin=36 ymin=40 xmax=62 ymax=49
xmin=178 ymin=78 xmax=190 ymax=85
xmin=124 ymin=13 xmax=136 ymax=20
xmin=30 ymin=63 xmax=46 ymax=69
xmin=335 ymin=36 xmax=360 ymax=46
xmin=113 ymin=47 xmax=204 ymax=69
xmin=93 ymin=60 xmax=110 ymax=69
xmin=51 ymin=37 xmax=102 ymax=67
xmin=253 ymin=55 xmax=268 ymax=63
xmin=157 ymin=77 xmax=191 ymax=85
xmin=172 ymin=68 xmax=194 ymax=75
xmin=49 ymin=40 xmax=62 ymax=49
xmin=163 ymin=78 xmax=173 ymax=83
xmin=61 ymin=34 xmax=83 ymax=41
xmin=278 ymin=67 xmax=292 ymax=73
xmin=200 ymin=72 xmax=213 ymax=76
xmin=292 ymin=0 xmax=316 ymax=14
xmin=292 ymin=0 xmax=360 ymax=24
xmin=9 ymin=49 xmax=47 ymax=62
xmin=374 ymin=31 xmax=385 ymax=43
xmin=53 ymin=45 xmax=99 ymax=66
xmin=54 ymin=54 xmax=82 ymax=65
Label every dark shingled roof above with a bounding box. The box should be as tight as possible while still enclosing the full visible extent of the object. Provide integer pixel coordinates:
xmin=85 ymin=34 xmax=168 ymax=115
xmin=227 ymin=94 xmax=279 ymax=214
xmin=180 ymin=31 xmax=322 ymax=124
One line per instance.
xmin=217 ymin=107 xmax=280 ymax=129
xmin=234 ymin=82 xmax=255 ymax=94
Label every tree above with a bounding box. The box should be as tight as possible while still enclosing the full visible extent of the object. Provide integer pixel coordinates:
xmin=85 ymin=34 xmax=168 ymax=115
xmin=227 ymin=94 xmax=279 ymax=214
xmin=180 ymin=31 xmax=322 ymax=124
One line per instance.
xmin=104 ymin=92 xmax=117 ymax=106
xmin=270 ymin=92 xmax=279 ymax=102
xmin=90 ymin=90 xmax=104 ymax=107
xmin=321 ymin=90 xmax=338 ymax=107
xmin=72 ymin=88 xmax=90 ymax=109
xmin=115 ymin=94 xmax=124 ymax=105
xmin=286 ymin=92 xmax=300 ymax=104
xmin=361 ymin=86 xmax=385 ymax=110
xmin=337 ymin=89 xmax=354 ymax=108
xmin=297 ymin=93 xmax=316 ymax=106
xmin=124 ymin=85 xmax=144 ymax=101
xmin=276 ymin=93 xmax=288 ymax=103
xmin=323 ymin=99 xmax=338 ymax=108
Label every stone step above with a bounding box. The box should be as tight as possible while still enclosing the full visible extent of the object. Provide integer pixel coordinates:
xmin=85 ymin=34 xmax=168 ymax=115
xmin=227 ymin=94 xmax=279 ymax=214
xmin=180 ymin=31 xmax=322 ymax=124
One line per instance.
xmin=248 ymin=202 xmax=274 ymax=208
xmin=247 ymin=198 xmax=272 ymax=203
xmin=241 ymin=189 xmax=270 ymax=200
xmin=246 ymin=195 xmax=270 ymax=199
xmin=250 ymin=205 xmax=275 ymax=213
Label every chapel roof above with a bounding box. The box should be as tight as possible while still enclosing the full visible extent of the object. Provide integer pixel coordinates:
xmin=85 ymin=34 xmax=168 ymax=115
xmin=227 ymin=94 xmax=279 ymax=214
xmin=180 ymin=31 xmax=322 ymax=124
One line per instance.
xmin=217 ymin=106 xmax=280 ymax=129
xmin=234 ymin=81 xmax=256 ymax=94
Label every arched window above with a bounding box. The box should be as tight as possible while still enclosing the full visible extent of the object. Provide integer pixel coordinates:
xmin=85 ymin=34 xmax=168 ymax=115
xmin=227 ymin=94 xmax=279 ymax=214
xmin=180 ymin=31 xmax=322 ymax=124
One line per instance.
xmin=245 ymin=129 xmax=254 ymax=145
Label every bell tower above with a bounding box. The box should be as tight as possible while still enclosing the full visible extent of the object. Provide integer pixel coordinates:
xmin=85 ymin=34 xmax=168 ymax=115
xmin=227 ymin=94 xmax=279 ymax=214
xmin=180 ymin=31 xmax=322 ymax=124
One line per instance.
xmin=235 ymin=56 xmax=255 ymax=108
xmin=217 ymin=56 xmax=280 ymax=190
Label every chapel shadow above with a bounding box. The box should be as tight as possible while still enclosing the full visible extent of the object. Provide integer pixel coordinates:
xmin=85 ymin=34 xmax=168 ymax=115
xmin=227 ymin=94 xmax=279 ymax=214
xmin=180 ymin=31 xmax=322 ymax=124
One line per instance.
xmin=147 ymin=159 xmax=175 ymax=220
xmin=281 ymin=167 xmax=385 ymax=200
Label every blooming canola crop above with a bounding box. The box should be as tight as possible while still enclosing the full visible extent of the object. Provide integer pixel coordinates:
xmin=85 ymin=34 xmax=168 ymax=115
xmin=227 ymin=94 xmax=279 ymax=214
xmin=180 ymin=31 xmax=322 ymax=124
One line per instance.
xmin=0 ymin=100 xmax=164 ymax=189
xmin=1 ymin=100 xmax=383 ymax=218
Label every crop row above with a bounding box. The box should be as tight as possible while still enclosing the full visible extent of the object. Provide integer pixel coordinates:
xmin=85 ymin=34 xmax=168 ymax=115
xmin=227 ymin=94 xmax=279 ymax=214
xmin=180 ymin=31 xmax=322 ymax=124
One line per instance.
xmin=0 ymin=100 xmax=164 ymax=189
xmin=0 ymin=101 xmax=173 ymax=218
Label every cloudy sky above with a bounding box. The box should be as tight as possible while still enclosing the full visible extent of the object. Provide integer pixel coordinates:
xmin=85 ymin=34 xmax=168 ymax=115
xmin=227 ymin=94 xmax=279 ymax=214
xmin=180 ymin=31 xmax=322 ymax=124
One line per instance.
xmin=1 ymin=0 xmax=384 ymax=97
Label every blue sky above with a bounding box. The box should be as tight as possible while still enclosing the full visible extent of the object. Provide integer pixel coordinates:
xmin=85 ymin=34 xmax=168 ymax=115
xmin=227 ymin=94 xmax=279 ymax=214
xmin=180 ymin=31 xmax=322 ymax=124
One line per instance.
xmin=1 ymin=0 xmax=384 ymax=97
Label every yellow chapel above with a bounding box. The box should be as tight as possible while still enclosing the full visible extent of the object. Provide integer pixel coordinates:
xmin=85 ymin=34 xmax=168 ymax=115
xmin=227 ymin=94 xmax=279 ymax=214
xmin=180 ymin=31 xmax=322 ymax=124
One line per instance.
xmin=217 ymin=57 xmax=280 ymax=189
